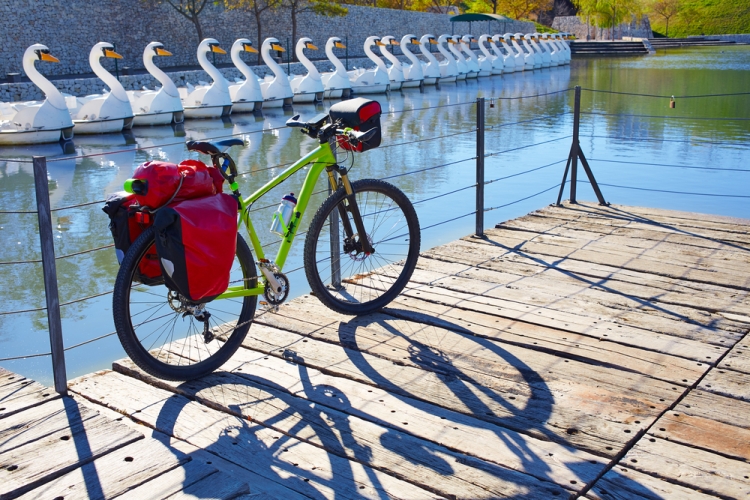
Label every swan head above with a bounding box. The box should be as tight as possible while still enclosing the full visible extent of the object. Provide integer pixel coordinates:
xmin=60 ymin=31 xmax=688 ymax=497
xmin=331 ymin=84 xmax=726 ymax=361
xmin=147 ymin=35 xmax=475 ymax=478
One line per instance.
xmin=145 ymin=42 xmax=172 ymax=59
xmin=364 ymin=36 xmax=386 ymax=47
xmin=326 ymin=37 xmax=346 ymax=50
xmin=199 ymin=38 xmax=226 ymax=55
xmin=262 ymin=37 xmax=285 ymax=53
xmin=296 ymin=37 xmax=318 ymax=51
xmin=401 ymin=34 xmax=419 ymax=46
xmin=420 ymin=34 xmax=438 ymax=46
xmin=25 ymin=44 xmax=60 ymax=64
xmin=437 ymin=34 xmax=452 ymax=44
xmin=381 ymin=36 xmax=399 ymax=47
xmin=461 ymin=35 xmax=476 ymax=46
xmin=234 ymin=38 xmax=258 ymax=54
xmin=478 ymin=34 xmax=489 ymax=43
xmin=491 ymin=35 xmax=502 ymax=43
xmin=92 ymin=42 xmax=123 ymax=60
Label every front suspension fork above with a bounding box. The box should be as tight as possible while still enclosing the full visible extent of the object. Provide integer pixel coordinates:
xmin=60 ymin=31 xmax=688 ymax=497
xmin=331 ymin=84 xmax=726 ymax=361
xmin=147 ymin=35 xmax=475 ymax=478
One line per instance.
xmin=326 ymin=166 xmax=374 ymax=255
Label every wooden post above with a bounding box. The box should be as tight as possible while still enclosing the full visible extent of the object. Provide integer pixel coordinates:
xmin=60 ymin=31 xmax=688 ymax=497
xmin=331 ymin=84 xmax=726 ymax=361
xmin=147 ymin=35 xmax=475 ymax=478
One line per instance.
xmin=33 ymin=156 xmax=67 ymax=395
xmin=475 ymin=98 xmax=485 ymax=238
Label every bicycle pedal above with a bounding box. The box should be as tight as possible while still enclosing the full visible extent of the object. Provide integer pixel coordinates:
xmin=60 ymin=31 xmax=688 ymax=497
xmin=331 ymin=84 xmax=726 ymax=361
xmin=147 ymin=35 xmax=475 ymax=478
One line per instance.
xmin=259 ymin=301 xmax=279 ymax=313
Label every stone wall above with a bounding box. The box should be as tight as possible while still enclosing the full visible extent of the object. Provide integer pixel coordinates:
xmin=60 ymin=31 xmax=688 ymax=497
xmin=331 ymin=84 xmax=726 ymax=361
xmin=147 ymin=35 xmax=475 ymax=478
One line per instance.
xmin=1 ymin=0 xmax=534 ymax=77
xmin=552 ymin=15 xmax=652 ymax=40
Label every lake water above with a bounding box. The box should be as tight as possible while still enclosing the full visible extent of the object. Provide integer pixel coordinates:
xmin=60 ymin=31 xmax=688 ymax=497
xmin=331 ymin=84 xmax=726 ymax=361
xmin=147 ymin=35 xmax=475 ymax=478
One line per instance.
xmin=1 ymin=45 xmax=749 ymax=385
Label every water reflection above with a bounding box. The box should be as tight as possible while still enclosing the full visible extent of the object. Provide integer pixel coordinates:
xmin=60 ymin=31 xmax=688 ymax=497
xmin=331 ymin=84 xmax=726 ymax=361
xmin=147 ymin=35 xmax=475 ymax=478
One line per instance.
xmin=1 ymin=47 xmax=748 ymax=384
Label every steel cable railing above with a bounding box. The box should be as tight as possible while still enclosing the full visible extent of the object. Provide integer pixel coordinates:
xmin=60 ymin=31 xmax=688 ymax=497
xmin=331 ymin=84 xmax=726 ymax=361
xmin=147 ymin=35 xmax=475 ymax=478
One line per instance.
xmin=586 ymin=158 xmax=750 ymax=173
xmin=11 ymin=85 xmax=745 ymax=388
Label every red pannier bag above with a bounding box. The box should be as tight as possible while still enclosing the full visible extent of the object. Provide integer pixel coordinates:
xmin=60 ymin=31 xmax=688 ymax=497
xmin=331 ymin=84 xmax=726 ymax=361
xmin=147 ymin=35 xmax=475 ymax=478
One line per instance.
xmin=102 ymin=192 xmax=161 ymax=283
xmin=129 ymin=159 xmax=223 ymax=209
xmin=153 ymin=193 xmax=238 ymax=303
xmin=329 ymin=98 xmax=382 ymax=152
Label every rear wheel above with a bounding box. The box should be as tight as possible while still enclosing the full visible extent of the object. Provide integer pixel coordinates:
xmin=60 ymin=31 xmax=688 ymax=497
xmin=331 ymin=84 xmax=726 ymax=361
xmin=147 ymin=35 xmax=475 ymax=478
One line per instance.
xmin=304 ymin=178 xmax=420 ymax=315
xmin=113 ymin=226 xmax=257 ymax=381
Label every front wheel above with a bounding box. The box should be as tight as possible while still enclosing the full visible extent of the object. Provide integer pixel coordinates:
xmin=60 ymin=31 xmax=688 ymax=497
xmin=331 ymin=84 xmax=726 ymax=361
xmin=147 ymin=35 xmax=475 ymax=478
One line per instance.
xmin=112 ymin=226 xmax=257 ymax=381
xmin=304 ymin=178 xmax=420 ymax=315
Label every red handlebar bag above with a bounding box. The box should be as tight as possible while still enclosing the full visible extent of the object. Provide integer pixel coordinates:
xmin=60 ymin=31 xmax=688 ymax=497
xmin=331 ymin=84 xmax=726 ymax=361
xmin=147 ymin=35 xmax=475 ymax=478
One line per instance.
xmin=329 ymin=98 xmax=382 ymax=152
xmin=153 ymin=193 xmax=238 ymax=303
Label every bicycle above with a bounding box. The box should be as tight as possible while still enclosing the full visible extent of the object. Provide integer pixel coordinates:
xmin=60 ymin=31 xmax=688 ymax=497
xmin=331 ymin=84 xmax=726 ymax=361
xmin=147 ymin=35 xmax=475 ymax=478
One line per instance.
xmin=112 ymin=107 xmax=421 ymax=381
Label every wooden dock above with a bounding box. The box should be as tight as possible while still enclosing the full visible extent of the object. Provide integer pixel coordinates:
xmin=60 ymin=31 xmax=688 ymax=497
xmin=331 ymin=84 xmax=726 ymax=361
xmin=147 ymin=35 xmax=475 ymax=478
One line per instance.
xmin=2 ymin=202 xmax=749 ymax=499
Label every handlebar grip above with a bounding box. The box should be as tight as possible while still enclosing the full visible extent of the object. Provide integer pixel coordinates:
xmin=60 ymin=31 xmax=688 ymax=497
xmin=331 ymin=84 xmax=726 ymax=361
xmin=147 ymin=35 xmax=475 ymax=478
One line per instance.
xmin=186 ymin=141 xmax=220 ymax=155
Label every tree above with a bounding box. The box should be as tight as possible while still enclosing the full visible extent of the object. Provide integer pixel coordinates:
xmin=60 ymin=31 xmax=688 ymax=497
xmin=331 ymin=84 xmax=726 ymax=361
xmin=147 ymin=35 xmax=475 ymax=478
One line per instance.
xmin=284 ymin=0 xmax=348 ymax=60
xmin=223 ymin=0 xmax=281 ymax=64
xmin=574 ymin=0 xmax=644 ymax=39
xmin=677 ymin=4 xmax=699 ymax=34
xmin=145 ymin=0 xmax=211 ymax=43
xmin=650 ymin=0 xmax=681 ymax=37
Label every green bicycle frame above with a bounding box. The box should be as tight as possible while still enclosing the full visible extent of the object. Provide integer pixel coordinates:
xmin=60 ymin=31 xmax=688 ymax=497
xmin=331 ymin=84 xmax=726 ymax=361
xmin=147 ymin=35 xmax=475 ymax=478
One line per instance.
xmin=216 ymin=139 xmax=338 ymax=300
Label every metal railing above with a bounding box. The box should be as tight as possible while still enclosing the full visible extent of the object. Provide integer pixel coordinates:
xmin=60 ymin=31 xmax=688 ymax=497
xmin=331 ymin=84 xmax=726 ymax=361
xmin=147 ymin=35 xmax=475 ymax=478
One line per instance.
xmin=4 ymin=84 xmax=747 ymax=393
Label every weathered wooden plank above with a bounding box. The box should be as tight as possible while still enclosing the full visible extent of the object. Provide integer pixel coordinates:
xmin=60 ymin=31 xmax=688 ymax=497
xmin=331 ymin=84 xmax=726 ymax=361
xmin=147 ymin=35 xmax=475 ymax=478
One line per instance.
xmin=474 ymin=228 xmax=750 ymax=291
xmin=423 ymin=236 xmax=749 ymax=301
xmin=673 ymin=390 xmax=750 ymax=430
xmin=390 ymin=276 xmax=729 ymax=360
xmin=0 ymin=397 xmax=108 ymax=453
xmin=0 ymin=368 xmax=27 ymax=388
xmin=115 ymin=461 xmax=247 ymax=500
xmin=388 ymin=268 xmax=725 ymax=366
xmin=116 ymin=357 xmax=579 ymax=497
xmin=483 ymin=225 xmax=750 ymax=276
xmin=17 ymin=436 xmax=191 ymax=500
xmin=393 ymin=263 xmax=742 ymax=345
xmin=0 ymin=397 xmax=143 ymax=498
xmin=414 ymin=253 xmax=750 ymax=321
xmin=621 ymin=435 xmax=750 ymax=498
xmin=697 ymin=368 xmax=750 ymax=401
xmin=539 ymin=202 xmax=750 ymax=235
xmin=649 ymin=407 xmax=750 ymax=462
xmin=718 ymin=336 xmax=750 ymax=374
xmin=0 ymin=380 xmax=58 ymax=420
xmin=262 ymin=298 xmax=687 ymax=405
xmin=69 ymin=371 xmax=443 ymax=500
xmin=379 ymin=289 xmax=710 ymax=383
xmin=503 ymin=213 xmax=750 ymax=253
xmin=68 ymin=392 xmax=309 ymax=500
xmin=420 ymin=249 xmax=750 ymax=328
xmin=586 ymin=465 xmax=721 ymax=500
xmin=123 ymin=349 xmax=609 ymax=490
xmin=424 ymin=243 xmax=748 ymax=345
xmin=161 ymin=469 xmax=250 ymax=500
xmin=238 ymin=319 xmax=668 ymax=457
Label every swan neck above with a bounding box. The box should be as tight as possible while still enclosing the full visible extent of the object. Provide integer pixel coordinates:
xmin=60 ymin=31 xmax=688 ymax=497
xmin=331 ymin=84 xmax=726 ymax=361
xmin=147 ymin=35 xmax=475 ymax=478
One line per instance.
xmin=298 ymin=45 xmax=320 ymax=77
xmin=145 ymin=52 xmax=178 ymax=96
xmin=23 ymin=53 xmax=66 ymax=109
xmin=381 ymin=46 xmax=401 ymax=68
xmin=401 ymin=42 xmax=419 ymax=63
xmin=199 ymin=48 xmax=229 ymax=88
xmin=91 ymin=51 xmax=129 ymax=101
xmin=326 ymin=42 xmax=348 ymax=74
xmin=365 ymin=42 xmax=387 ymax=71
xmin=231 ymin=47 xmax=255 ymax=81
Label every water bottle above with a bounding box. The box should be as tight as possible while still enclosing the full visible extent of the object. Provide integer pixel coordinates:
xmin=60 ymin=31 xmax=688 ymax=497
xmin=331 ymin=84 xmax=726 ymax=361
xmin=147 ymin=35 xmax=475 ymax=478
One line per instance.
xmin=270 ymin=193 xmax=297 ymax=236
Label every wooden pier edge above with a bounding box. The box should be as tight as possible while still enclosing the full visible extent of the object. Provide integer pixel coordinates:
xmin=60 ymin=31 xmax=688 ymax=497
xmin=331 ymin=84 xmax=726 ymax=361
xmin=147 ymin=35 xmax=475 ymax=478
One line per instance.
xmin=1 ymin=202 xmax=748 ymax=499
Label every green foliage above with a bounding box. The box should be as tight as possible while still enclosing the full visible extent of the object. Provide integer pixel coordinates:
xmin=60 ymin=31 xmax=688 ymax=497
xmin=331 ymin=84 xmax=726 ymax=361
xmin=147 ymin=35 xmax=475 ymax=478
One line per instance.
xmin=309 ymin=0 xmax=349 ymax=15
xmin=574 ymin=0 xmax=644 ymax=30
xmin=650 ymin=0 xmax=750 ymax=36
xmin=528 ymin=20 xmax=559 ymax=31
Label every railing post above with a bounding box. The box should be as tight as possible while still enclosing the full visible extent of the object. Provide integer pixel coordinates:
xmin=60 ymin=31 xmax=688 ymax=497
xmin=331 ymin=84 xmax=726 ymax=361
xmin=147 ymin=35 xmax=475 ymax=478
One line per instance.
xmin=33 ymin=156 xmax=67 ymax=395
xmin=570 ymin=85 xmax=581 ymax=203
xmin=475 ymin=97 xmax=485 ymax=238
